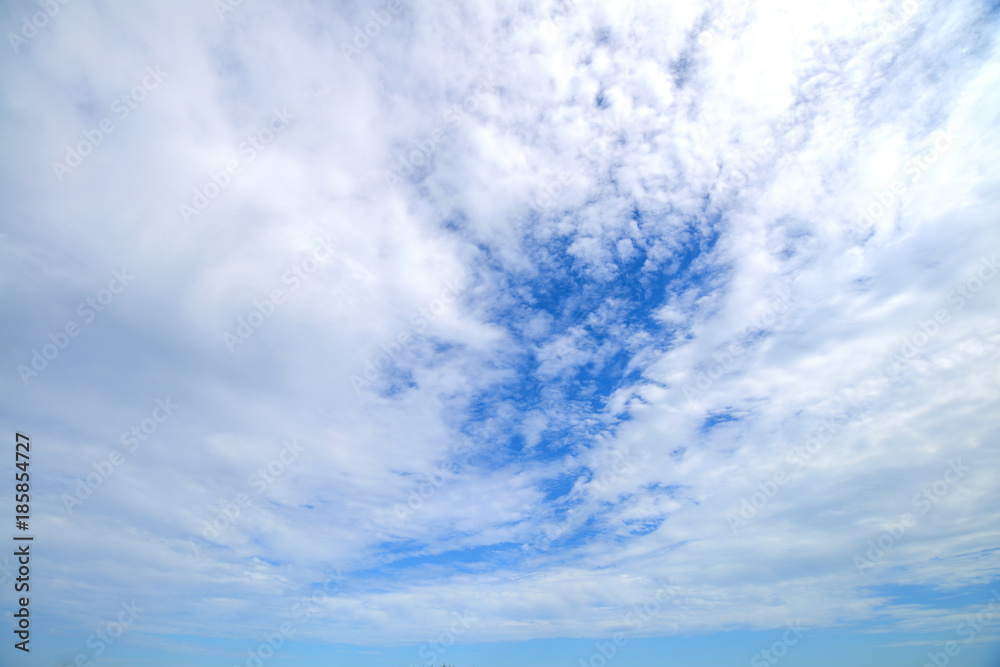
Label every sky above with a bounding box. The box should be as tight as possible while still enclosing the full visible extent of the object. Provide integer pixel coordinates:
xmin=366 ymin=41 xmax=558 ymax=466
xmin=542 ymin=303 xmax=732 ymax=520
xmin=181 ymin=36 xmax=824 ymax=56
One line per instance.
xmin=1 ymin=0 xmax=1000 ymax=666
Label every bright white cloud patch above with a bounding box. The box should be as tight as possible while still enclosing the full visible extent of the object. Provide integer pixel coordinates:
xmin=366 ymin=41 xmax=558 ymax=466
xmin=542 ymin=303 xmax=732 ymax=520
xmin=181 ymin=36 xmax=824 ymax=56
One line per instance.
xmin=1 ymin=0 xmax=999 ymax=662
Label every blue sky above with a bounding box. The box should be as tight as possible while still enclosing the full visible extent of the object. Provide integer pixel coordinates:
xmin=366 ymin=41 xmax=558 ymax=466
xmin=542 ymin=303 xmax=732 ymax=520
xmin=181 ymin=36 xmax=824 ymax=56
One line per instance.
xmin=2 ymin=0 xmax=1000 ymax=665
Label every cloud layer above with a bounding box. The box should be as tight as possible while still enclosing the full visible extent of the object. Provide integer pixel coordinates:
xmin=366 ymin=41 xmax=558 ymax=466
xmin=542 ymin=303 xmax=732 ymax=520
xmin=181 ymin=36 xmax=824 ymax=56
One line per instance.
xmin=1 ymin=0 xmax=999 ymax=660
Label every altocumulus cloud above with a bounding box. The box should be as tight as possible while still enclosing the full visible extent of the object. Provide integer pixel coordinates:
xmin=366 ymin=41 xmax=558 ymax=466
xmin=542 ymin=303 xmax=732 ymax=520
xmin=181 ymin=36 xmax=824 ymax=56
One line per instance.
xmin=0 ymin=0 xmax=999 ymax=663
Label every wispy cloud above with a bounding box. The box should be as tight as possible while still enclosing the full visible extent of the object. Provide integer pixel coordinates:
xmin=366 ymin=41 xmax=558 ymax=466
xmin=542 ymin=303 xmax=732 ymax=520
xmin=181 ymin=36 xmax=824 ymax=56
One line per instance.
xmin=1 ymin=0 xmax=998 ymax=661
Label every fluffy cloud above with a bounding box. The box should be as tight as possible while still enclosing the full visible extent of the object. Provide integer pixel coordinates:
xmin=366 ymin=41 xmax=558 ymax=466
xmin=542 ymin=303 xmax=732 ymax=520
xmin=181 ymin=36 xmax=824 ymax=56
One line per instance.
xmin=1 ymin=0 xmax=998 ymax=655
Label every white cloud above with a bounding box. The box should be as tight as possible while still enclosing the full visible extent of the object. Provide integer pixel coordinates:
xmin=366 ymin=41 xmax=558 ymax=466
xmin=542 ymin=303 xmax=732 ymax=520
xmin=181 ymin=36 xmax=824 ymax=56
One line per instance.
xmin=1 ymin=0 xmax=998 ymax=652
